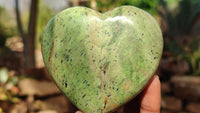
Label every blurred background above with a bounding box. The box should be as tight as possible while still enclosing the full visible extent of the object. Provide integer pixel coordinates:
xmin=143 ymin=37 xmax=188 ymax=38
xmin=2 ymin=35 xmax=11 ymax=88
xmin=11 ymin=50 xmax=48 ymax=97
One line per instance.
xmin=0 ymin=0 xmax=200 ymax=113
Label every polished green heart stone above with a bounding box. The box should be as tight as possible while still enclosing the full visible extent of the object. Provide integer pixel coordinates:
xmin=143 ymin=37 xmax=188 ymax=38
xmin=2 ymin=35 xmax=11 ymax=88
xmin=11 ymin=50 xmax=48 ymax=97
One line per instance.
xmin=41 ymin=6 xmax=163 ymax=113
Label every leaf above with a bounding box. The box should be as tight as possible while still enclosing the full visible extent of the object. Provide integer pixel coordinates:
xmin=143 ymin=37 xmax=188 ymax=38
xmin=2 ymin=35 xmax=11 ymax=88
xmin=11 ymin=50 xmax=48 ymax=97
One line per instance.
xmin=0 ymin=67 xmax=8 ymax=84
xmin=0 ymin=107 xmax=3 ymax=113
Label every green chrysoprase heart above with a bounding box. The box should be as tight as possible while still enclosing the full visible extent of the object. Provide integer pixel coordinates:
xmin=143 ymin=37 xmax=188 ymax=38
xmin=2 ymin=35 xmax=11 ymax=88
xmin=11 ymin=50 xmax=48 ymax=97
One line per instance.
xmin=42 ymin=6 xmax=163 ymax=113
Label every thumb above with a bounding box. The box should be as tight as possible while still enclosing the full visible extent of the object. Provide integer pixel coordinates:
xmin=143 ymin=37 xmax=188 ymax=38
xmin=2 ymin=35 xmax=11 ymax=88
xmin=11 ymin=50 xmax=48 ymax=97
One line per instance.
xmin=140 ymin=75 xmax=161 ymax=113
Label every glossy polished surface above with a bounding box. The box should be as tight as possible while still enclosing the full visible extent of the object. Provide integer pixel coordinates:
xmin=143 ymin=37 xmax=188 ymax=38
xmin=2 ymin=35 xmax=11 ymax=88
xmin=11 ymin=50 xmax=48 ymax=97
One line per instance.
xmin=41 ymin=6 xmax=163 ymax=113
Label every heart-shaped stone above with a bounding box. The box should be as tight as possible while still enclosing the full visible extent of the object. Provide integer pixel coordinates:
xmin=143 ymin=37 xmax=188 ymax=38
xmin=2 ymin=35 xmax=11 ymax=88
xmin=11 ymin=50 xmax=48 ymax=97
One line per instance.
xmin=42 ymin=6 xmax=163 ymax=113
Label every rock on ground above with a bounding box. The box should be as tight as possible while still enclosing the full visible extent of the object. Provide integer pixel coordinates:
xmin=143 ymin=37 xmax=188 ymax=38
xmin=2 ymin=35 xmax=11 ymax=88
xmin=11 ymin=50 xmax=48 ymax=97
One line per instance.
xmin=9 ymin=101 xmax=27 ymax=113
xmin=31 ymin=95 xmax=77 ymax=113
xmin=161 ymin=96 xmax=182 ymax=111
xmin=186 ymin=102 xmax=200 ymax=113
xmin=18 ymin=78 xmax=61 ymax=97
xmin=171 ymin=76 xmax=200 ymax=101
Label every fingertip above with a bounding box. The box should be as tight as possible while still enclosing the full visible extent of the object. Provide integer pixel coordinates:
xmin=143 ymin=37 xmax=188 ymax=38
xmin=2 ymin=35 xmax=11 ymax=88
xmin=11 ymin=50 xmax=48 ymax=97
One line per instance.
xmin=155 ymin=75 xmax=159 ymax=79
xmin=154 ymin=75 xmax=160 ymax=81
xmin=154 ymin=75 xmax=161 ymax=87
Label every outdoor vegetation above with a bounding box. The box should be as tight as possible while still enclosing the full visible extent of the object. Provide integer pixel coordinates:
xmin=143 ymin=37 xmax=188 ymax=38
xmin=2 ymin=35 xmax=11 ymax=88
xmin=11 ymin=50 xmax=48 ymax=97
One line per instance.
xmin=0 ymin=0 xmax=200 ymax=113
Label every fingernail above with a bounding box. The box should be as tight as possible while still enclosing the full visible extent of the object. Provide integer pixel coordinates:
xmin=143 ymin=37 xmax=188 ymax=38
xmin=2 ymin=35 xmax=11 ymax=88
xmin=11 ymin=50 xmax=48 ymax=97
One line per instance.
xmin=155 ymin=75 xmax=159 ymax=80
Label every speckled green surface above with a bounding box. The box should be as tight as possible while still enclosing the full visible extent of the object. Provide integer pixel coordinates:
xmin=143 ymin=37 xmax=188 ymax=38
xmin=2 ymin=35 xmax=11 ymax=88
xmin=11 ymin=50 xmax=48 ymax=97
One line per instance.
xmin=41 ymin=6 xmax=163 ymax=113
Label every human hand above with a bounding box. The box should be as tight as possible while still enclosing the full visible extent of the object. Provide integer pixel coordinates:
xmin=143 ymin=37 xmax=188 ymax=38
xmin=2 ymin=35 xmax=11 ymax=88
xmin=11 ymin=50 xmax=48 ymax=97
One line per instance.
xmin=76 ymin=75 xmax=161 ymax=113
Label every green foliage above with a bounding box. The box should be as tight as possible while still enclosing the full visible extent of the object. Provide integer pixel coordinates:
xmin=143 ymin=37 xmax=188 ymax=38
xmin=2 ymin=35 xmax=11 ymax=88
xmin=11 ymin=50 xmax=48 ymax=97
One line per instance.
xmin=37 ymin=1 xmax=54 ymax=35
xmin=0 ymin=68 xmax=8 ymax=84
xmin=180 ymin=38 xmax=200 ymax=75
xmin=88 ymin=0 xmax=159 ymax=14
xmin=13 ymin=1 xmax=54 ymax=48
xmin=0 ymin=67 xmax=19 ymax=103
xmin=160 ymin=0 xmax=200 ymax=75
xmin=164 ymin=40 xmax=184 ymax=55
xmin=0 ymin=6 xmax=17 ymax=47
xmin=120 ymin=0 xmax=159 ymax=14
xmin=159 ymin=0 xmax=200 ymax=36
xmin=37 ymin=1 xmax=54 ymax=47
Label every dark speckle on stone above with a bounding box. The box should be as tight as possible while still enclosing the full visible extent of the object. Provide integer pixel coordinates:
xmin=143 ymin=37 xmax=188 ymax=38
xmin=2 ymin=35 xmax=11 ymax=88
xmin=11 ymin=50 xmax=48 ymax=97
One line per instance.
xmin=83 ymin=53 xmax=86 ymax=56
xmin=68 ymin=17 xmax=72 ymax=21
xmin=151 ymin=50 xmax=153 ymax=54
xmin=130 ymin=69 xmax=133 ymax=75
xmin=68 ymin=37 xmax=71 ymax=41
xmin=83 ymin=80 xmax=88 ymax=84
xmin=55 ymin=53 xmax=57 ymax=58
xmin=64 ymin=82 xmax=67 ymax=88
xmin=62 ymin=80 xmax=64 ymax=86
xmin=136 ymin=76 xmax=140 ymax=80
xmin=80 ymin=52 xmax=83 ymax=56
xmin=82 ymin=94 xmax=86 ymax=98
xmin=66 ymin=54 xmax=70 ymax=62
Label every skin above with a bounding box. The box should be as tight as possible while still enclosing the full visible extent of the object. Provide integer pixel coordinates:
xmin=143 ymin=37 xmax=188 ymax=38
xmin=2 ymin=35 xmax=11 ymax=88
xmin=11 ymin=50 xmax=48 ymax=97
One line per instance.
xmin=140 ymin=75 xmax=161 ymax=113
xmin=76 ymin=75 xmax=161 ymax=113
